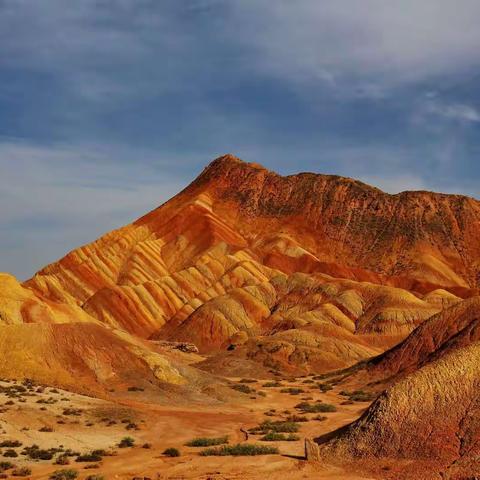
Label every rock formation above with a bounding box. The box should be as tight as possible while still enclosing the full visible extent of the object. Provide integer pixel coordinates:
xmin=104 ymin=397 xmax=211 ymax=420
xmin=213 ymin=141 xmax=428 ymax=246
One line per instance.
xmin=16 ymin=155 xmax=480 ymax=372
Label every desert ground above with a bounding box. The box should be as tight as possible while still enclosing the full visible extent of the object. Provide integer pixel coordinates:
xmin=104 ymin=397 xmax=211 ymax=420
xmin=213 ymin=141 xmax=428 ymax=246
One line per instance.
xmin=0 ymin=374 xmax=379 ymax=480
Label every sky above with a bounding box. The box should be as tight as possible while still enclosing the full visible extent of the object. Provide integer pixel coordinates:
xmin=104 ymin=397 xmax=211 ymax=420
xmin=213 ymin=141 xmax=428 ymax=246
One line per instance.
xmin=1 ymin=0 xmax=480 ymax=279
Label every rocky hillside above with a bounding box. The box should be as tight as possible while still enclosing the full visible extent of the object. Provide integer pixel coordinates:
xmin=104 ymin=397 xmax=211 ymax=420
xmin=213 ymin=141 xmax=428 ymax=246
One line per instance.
xmin=19 ymin=155 xmax=480 ymax=371
xmin=307 ymin=295 xmax=480 ymax=478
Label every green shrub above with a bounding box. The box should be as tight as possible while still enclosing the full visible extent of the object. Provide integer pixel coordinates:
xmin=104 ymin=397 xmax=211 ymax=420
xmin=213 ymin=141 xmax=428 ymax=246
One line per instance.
xmin=49 ymin=469 xmax=78 ymax=480
xmin=75 ymin=452 xmax=102 ymax=463
xmin=62 ymin=408 xmax=82 ymax=416
xmin=286 ymin=415 xmax=309 ymax=422
xmin=260 ymin=432 xmax=299 ymax=442
xmin=163 ymin=448 xmax=180 ymax=457
xmin=349 ymin=391 xmax=376 ymax=402
xmin=118 ymin=437 xmax=134 ymax=448
xmin=22 ymin=445 xmax=54 ymax=460
xmin=0 ymin=441 xmax=22 ymax=448
xmin=185 ymin=436 xmax=228 ymax=447
xmin=249 ymin=420 xmax=299 ymax=434
xmin=317 ymin=383 xmax=333 ymax=392
xmin=3 ymin=449 xmax=18 ymax=458
xmin=280 ymin=388 xmax=304 ymax=395
xmin=0 ymin=462 xmax=14 ymax=472
xmin=55 ymin=454 xmax=70 ymax=465
xmin=12 ymin=467 xmax=31 ymax=477
xmin=231 ymin=384 xmax=254 ymax=394
xmin=262 ymin=382 xmax=282 ymax=388
xmin=339 ymin=389 xmax=376 ymax=402
xmin=199 ymin=444 xmax=278 ymax=456
xmin=39 ymin=426 xmax=54 ymax=432
xmin=295 ymin=402 xmax=336 ymax=413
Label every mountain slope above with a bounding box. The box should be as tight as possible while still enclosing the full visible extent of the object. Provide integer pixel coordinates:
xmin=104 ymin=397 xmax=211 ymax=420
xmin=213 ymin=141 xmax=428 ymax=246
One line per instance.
xmin=369 ymin=295 xmax=480 ymax=378
xmin=305 ymin=295 xmax=480 ymax=478
xmin=317 ymin=341 xmax=480 ymax=478
xmin=21 ymin=155 xmax=480 ymax=371
xmin=26 ymin=155 xmax=480 ymax=301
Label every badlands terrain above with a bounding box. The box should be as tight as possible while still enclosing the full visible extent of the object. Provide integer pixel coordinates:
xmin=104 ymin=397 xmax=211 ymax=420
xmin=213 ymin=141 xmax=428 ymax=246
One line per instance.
xmin=1 ymin=155 xmax=479 ymax=479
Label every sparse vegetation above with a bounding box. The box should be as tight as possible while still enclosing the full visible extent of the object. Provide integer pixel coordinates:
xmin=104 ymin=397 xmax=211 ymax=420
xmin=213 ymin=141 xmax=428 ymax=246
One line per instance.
xmin=339 ymin=390 xmax=376 ymax=402
xmin=39 ymin=426 xmax=54 ymax=432
xmin=0 ymin=462 xmax=14 ymax=472
xmin=186 ymin=436 xmax=228 ymax=447
xmin=286 ymin=414 xmax=309 ymax=422
xmin=75 ymin=452 xmax=102 ymax=463
xmin=55 ymin=454 xmax=70 ymax=465
xmin=317 ymin=382 xmax=334 ymax=392
xmin=3 ymin=449 xmax=18 ymax=458
xmin=280 ymin=388 xmax=304 ymax=395
xmin=200 ymin=444 xmax=278 ymax=456
xmin=249 ymin=420 xmax=299 ymax=435
xmin=260 ymin=432 xmax=299 ymax=441
xmin=262 ymin=381 xmax=282 ymax=388
xmin=62 ymin=408 xmax=82 ymax=416
xmin=295 ymin=401 xmax=337 ymax=413
xmin=163 ymin=448 xmax=180 ymax=457
xmin=231 ymin=384 xmax=254 ymax=394
xmin=11 ymin=467 xmax=31 ymax=477
xmin=0 ymin=441 xmax=22 ymax=448
xmin=49 ymin=469 xmax=78 ymax=480
xmin=118 ymin=436 xmax=135 ymax=448
xmin=22 ymin=445 xmax=58 ymax=460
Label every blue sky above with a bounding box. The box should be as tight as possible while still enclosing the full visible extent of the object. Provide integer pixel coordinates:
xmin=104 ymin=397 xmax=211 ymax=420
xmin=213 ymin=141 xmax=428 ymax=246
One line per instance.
xmin=1 ymin=0 xmax=480 ymax=279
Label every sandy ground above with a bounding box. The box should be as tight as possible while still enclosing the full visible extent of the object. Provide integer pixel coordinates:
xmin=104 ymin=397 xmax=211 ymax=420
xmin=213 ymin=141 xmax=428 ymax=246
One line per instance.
xmin=0 ymin=377 xmax=377 ymax=480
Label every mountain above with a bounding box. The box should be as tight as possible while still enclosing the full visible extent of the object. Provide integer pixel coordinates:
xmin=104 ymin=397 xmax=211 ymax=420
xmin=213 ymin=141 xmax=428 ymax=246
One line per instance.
xmin=20 ymin=155 xmax=480 ymax=373
xmin=318 ymin=341 xmax=480 ymax=478
xmin=304 ymin=294 xmax=480 ymax=479
xmin=369 ymin=295 xmax=480 ymax=378
xmin=3 ymin=155 xmax=480 ymax=477
xmin=0 ymin=273 xmax=228 ymax=401
xmin=27 ymin=155 xmax=480 ymax=301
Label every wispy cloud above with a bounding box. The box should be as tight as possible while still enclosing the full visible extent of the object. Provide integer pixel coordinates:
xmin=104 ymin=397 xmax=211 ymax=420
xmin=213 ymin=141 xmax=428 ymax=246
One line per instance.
xmin=230 ymin=1 xmax=480 ymax=94
xmin=423 ymin=101 xmax=480 ymax=123
xmin=0 ymin=141 xmax=188 ymax=279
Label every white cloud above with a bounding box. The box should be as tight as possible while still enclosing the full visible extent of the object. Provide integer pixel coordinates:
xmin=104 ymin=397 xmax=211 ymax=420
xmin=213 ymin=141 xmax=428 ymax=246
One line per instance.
xmin=2 ymin=0 xmax=480 ymax=102
xmin=0 ymin=141 xmax=188 ymax=279
xmin=230 ymin=0 xmax=480 ymax=93
xmin=424 ymin=102 xmax=480 ymax=122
